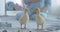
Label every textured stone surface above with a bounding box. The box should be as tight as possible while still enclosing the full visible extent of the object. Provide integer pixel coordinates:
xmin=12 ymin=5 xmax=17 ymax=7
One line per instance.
xmin=0 ymin=16 xmax=60 ymax=32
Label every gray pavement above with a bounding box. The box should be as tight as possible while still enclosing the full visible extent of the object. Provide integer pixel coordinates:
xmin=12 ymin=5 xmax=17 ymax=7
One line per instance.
xmin=0 ymin=16 xmax=60 ymax=32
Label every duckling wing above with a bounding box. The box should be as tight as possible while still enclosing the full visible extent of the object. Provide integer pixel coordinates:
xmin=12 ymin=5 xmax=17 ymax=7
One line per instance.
xmin=19 ymin=15 xmax=29 ymax=24
xmin=36 ymin=15 xmax=44 ymax=25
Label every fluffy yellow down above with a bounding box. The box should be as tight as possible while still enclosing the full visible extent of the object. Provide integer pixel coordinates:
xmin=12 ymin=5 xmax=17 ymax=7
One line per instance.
xmin=19 ymin=8 xmax=29 ymax=24
xmin=35 ymin=8 xmax=44 ymax=25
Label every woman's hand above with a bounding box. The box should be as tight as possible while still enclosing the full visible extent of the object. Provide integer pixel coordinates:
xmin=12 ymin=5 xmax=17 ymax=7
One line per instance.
xmin=28 ymin=0 xmax=40 ymax=3
xmin=41 ymin=5 xmax=48 ymax=12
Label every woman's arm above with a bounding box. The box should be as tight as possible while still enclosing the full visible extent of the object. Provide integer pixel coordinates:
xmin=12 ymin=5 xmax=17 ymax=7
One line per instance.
xmin=40 ymin=5 xmax=48 ymax=12
xmin=41 ymin=0 xmax=51 ymax=12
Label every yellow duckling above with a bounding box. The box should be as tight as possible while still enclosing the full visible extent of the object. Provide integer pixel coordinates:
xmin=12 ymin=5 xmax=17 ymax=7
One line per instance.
xmin=34 ymin=7 xmax=44 ymax=30
xmin=19 ymin=8 xmax=29 ymax=29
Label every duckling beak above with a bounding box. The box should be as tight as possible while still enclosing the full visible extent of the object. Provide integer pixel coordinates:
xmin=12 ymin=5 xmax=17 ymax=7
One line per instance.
xmin=34 ymin=10 xmax=37 ymax=12
xmin=34 ymin=9 xmax=39 ymax=13
xmin=33 ymin=9 xmax=37 ymax=13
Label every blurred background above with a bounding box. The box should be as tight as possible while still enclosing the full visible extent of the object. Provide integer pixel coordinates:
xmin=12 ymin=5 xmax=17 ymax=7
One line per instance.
xmin=0 ymin=0 xmax=60 ymax=16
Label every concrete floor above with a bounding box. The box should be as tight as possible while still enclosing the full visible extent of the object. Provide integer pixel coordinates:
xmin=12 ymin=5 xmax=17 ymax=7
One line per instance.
xmin=0 ymin=16 xmax=60 ymax=32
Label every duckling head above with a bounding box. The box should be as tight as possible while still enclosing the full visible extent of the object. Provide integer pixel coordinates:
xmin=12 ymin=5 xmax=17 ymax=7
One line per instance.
xmin=24 ymin=8 xmax=28 ymax=14
xmin=34 ymin=7 xmax=40 ymax=14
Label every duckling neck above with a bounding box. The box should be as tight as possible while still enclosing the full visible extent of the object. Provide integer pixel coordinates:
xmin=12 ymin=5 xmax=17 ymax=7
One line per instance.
xmin=36 ymin=12 xmax=40 ymax=15
xmin=24 ymin=11 xmax=28 ymax=15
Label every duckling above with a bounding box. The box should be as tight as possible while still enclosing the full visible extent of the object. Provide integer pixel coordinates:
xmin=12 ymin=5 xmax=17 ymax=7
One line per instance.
xmin=34 ymin=7 xmax=44 ymax=30
xmin=19 ymin=8 xmax=29 ymax=29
